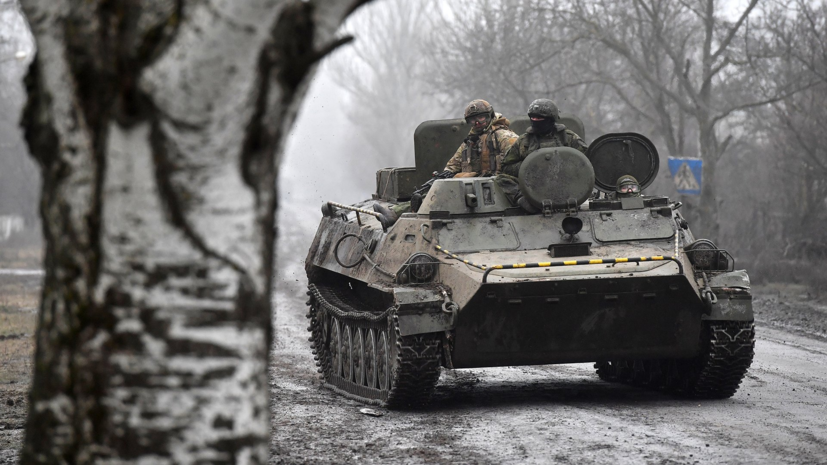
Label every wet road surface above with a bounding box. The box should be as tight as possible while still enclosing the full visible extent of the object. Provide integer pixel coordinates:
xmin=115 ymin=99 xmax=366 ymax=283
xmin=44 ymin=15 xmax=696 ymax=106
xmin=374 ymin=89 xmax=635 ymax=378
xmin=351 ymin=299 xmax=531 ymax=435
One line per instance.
xmin=271 ymin=289 xmax=827 ymax=464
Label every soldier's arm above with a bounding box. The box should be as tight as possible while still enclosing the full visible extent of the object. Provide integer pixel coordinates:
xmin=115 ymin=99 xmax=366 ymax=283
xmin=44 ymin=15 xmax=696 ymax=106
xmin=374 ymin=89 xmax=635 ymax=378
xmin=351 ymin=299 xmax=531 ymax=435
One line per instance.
xmin=501 ymin=137 xmax=524 ymax=177
xmin=566 ymin=130 xmax=588 ymax=154
xmin=444 ymin=143 xmax=466 ymax=172
xmin=497 ymin=130 xmax=519 ymax=156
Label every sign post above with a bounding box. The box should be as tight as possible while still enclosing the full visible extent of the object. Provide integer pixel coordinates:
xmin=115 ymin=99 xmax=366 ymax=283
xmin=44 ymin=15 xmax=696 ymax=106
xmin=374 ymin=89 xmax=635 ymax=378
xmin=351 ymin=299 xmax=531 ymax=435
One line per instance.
xmin=667 ymin=157 xmax=702 ymax=195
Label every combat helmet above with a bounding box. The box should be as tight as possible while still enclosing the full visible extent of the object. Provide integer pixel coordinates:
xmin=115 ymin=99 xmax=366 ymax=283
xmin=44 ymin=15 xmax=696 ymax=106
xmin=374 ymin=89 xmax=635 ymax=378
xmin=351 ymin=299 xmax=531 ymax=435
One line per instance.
xmin=615 ymin=174 xmax=641 ymax=197
xmin=464 ymin=99 xmax=494 ymax=121
xmin=527 ymin=99 xmax=560 ymax=120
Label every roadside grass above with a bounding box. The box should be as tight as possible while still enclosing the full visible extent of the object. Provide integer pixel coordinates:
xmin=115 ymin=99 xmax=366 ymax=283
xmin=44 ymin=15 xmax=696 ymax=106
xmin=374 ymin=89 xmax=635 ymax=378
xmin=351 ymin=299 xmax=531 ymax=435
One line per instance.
xmin=0 ymin=245 xmax=41 ymax=388
xmin=0 ymin=241 xmax=42 ymax=271
xmin=0 ymin=304 xmax=36 ymax=385
xmin=0 ymin=337 xmax=34 ymax=386
xmin=0 ymin=307 xmax=35 ymax=337
xmin=0 ymin=242 xmax=42 ymax=388
xmin=0 ymin=243 xmax=42 ymax=462
xmin=0 ymin=285 xmax=39 ymax=313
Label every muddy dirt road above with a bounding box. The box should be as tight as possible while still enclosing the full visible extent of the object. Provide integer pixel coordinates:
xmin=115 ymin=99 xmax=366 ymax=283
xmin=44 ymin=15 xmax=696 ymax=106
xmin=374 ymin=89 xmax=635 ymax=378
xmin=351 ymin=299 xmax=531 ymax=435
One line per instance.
xmin=270 ymin=287 xmax=827 ymax=464
xmin=2 ymin=274 xmax=825 ymax=464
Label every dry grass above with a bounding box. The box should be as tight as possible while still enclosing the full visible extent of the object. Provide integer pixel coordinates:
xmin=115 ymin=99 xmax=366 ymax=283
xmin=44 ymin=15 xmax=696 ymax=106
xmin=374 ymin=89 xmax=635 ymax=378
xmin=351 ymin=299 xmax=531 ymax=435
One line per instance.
xmin=0 ymin=245 xmax=41 ymax=388
xmin=0 ymin=307 xmax=36 ymax=389
xmin=0 ymin=285 xmax=39 ymax=313
xmin=0 ymin=309 xmax=35 ymax=336
xmin=0 ymin=304 xmax=36 ymax=386
xmin=0 ymin=337 xmax=34 ymax=386
xmin=0 ymin=244 xmax=41 ymax=271
xmin=0 ymin=245 xmax=41 ymax=461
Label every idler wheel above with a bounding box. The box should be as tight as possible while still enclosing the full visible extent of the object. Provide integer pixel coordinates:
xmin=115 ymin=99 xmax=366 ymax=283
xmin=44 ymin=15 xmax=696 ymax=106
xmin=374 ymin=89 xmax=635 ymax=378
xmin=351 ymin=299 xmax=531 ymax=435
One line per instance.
xmin=364 ymin=329 xmax=377 ymax=389
xmin=518 ymin=146 xmax=595 ymax=209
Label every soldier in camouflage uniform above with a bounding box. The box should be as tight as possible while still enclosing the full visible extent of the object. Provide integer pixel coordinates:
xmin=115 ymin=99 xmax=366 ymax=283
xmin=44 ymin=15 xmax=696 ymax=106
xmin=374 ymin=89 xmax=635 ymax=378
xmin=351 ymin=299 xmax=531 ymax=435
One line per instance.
xmin=443 ymin=99 xmax=519 ymax=177
xmin=497 ymin=98 xmax=589 ymax=213
xmin=374 ymin=100 xmax=518 ymax=228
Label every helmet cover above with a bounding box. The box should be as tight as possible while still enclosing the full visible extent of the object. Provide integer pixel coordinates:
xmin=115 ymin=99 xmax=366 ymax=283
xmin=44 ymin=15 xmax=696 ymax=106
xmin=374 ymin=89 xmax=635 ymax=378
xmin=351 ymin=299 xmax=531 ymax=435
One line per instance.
xmin=464 ymin=99 xmax=494 ymax=119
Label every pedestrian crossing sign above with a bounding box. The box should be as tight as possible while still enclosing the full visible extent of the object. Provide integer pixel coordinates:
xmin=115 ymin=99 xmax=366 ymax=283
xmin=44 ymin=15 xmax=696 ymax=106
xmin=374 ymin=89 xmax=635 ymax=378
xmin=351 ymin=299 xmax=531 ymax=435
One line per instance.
xmin=667 ymin=157 xmax=702 ymax=195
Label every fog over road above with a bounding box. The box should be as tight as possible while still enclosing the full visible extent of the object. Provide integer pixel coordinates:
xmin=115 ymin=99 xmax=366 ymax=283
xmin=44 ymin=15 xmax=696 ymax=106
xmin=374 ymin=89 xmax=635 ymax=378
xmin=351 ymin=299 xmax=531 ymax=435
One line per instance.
xmin=270 ymin=289 xmax=827 ymax=464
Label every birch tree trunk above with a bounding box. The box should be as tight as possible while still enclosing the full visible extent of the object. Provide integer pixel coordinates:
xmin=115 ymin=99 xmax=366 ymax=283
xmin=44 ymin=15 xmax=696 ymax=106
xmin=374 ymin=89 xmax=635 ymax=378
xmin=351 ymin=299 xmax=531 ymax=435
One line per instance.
xmin=19 ymin=0 xmax=366 ymax=462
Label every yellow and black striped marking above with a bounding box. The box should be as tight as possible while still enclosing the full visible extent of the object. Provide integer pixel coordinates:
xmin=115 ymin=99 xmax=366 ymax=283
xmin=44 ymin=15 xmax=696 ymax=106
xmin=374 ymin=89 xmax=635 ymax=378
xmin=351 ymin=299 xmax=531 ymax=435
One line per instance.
xmin=434 ymin=245 xmax=488 ymax=270
xmin=488 ymin=256 xmax=675 ymax=270
xmin=435 ymin=243 xmax=681 ymax=279
xmin=481 ymin=255 xmax=682 ymax=282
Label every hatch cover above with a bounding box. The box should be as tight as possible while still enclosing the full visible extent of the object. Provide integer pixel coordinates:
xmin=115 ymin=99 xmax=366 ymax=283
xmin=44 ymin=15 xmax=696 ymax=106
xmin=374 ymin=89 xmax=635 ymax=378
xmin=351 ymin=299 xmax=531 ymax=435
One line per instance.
xmin=586 ymin=132 xmax=659 ymax=193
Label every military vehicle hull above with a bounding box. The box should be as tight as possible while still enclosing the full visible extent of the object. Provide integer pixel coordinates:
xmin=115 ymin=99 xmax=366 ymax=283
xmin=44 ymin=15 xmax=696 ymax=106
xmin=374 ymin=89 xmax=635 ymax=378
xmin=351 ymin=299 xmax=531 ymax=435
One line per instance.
xmin=305 ymin=205 xmax=753 ymax=407
xmin=305 ymin=123 xmax=754 ymax=408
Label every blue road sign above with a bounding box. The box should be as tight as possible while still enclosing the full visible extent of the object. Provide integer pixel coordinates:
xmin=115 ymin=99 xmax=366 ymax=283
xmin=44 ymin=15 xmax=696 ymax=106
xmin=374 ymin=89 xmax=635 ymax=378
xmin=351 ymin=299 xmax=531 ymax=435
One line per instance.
xmin=667 ymin=157 xmax=702 ymax=195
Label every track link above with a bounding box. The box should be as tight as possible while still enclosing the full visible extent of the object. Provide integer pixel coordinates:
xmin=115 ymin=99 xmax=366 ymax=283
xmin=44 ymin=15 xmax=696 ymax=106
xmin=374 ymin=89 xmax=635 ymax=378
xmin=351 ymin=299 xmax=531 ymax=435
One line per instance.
xmin=306 ymin=283 xmax=442 ymax=408
xmin=595 ymin=321 xmax=755 ymax=399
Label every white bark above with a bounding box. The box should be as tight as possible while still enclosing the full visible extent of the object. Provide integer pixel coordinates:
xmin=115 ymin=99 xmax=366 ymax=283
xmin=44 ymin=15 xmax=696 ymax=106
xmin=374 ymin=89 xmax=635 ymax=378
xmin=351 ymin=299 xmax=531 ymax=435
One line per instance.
xmin=20 ymin=0 xmax=369 ymax=462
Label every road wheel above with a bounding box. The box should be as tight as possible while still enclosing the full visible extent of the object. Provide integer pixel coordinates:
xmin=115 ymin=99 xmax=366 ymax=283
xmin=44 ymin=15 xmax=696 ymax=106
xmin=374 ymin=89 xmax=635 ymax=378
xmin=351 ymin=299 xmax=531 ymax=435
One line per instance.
xmin=342 ymin=323 xmax=353 ymax=382
xmin=377 ymin=329 xmax=390 ymax=391
xmin=353 ymin=327 xmax=365 ymax=386
xmin=364 ymin=328 xmax=377 ymax=389
xmin=329 ymin=318 xmax=341 ymax=378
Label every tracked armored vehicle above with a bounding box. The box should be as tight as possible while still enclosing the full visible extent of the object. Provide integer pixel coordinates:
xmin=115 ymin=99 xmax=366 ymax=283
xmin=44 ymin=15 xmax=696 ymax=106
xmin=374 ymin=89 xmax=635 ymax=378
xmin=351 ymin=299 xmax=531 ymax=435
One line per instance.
xmin=305 ymin=115 xmax=754 ymax=408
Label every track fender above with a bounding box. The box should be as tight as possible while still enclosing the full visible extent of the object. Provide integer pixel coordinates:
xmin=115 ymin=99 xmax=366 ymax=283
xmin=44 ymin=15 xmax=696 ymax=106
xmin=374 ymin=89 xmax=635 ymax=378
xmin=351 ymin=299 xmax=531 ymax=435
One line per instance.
xmin=704 ymin=270 xmax=754 ymax=321
xmin=704 ymin=294 xmax=753 ymax=321
xmin=394 ymin=287 xmax=456 ymax=336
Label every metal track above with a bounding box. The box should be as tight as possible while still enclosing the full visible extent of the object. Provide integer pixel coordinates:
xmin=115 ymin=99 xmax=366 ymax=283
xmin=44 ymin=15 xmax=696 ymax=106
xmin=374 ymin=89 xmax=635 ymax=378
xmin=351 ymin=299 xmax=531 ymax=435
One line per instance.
xmin=595 ymin=321 xmax=755 ymax=399
xmin=306 ymin=283 xmax=442 ymax=408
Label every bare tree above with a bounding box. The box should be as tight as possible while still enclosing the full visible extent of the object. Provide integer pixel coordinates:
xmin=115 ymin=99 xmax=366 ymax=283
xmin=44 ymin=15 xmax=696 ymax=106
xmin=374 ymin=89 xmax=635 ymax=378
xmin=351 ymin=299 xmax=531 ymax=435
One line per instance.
xmin=748 ymin=0 xmax=827 ymax=259
xmin=18 ymin=0 xmax=368 ymax=462
xmin=426 ymin=0 xmax=612 ymax=125
xmin=568 ymin=0 xmax=806 ymax=239
xmin=328 ymin=0 xmax=445 ymax=169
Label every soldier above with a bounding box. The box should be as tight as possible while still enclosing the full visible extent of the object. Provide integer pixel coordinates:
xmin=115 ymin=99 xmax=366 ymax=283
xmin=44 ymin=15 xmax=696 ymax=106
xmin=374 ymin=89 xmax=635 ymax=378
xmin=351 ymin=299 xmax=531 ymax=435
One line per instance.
xmin=497 ymin=98 xmax=589 ymax=213
xmin=373 ymin=99 xmax=518 ymax=228
xmin=443 ymin=99 xmax=519 ymax=178
xmin=611 ymin=175 xmax=641 ymax=199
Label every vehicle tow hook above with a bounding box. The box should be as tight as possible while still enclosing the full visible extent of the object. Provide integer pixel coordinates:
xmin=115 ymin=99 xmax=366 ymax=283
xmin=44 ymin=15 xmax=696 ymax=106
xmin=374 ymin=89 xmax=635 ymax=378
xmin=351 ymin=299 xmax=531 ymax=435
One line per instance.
xmin=440 ymin=290 xmax=459 ymax=315
xmin=701 ymin=272 xmax=718 ymax=307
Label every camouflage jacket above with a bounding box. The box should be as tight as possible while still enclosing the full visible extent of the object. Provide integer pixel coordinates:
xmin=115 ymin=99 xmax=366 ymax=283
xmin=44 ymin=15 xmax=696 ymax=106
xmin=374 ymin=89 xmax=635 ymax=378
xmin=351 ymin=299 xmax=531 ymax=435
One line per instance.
xmin=444 ymin=113 xmax=519 ymax=176
xmin=501 ymin=124 xmax=588 ymax=177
